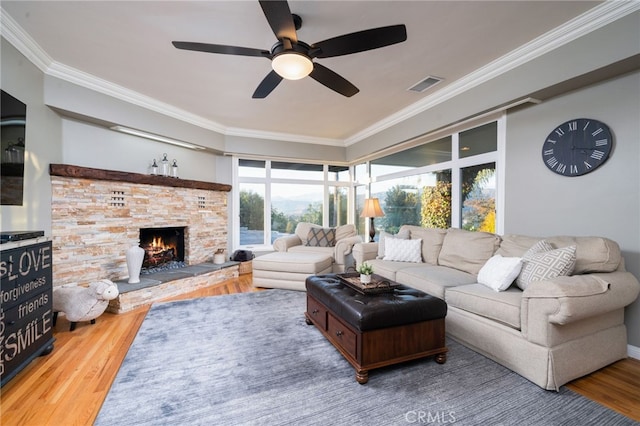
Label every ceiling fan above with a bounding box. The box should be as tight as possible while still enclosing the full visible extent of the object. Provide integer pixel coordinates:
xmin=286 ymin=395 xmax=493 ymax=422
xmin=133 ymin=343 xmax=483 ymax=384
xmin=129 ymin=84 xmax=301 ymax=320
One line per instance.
xmin=172 ymin=0 xmax=407 ymax=99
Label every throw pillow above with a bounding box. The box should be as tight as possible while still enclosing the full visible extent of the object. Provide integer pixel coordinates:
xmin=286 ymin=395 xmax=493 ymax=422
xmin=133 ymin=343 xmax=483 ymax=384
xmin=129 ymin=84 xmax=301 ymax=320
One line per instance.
xmin=516 ymin=240 xmax=576 ymax=290
xmin=305 ymin=228 xmax=336 ymax=247
xmin=477 ymin=254 xmax=523 ymax=292
xmin=377 ymin=229 xmax=410 ymax=259
xmin=383 ymin=238 xmax=422 ymax=263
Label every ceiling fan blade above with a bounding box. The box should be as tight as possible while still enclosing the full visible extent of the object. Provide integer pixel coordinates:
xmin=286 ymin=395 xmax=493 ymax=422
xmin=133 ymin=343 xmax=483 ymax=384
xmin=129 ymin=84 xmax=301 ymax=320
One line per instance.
xmin=252 ymin=70 xmax=284 ymax=99
xmin=311 ymin=25 xmax=407 ymax=58
xmin=172 ymin=41 xmax=270 ymax=58
xmin=309 ymin=63 xmax=359 ymax=97
xmin=259 ymin=0 xmax=297 ymax=43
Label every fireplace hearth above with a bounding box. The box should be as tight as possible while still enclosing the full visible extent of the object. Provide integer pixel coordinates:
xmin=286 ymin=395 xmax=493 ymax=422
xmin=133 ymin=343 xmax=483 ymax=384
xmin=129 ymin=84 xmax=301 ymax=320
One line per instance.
xmin=140 ymin=227 xmax=186 ymax=270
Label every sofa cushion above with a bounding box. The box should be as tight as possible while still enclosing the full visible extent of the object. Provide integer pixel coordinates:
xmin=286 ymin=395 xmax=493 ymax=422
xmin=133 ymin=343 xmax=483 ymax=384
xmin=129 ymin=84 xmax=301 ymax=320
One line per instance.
xmin=477 ymin=254 xmax=523 ymax=292
xmin=396 ymin=265 xmax=478 ymax=299
xmin=377 ymin=228 xmax=410 ymax=259
xmin=305 ymin=228 xmax=336 ymax=247
xmin=295 ymin=222 xmax=316 ymax=245
xmin=446 ymin=284 xmax=522 ymax=330
xmin=438 ymin=228 xmax=501 ymax=275
xmin=288 ymin=245 xmax=334 ymax=260
xmin=252 ymin=252 xmax=333 ymax=274
xmin=383 ymin=238 xmax=422 ymax=263
xmin=516 ymin=241 xmax=576 ymax=290
xmin=497 ymin=234 xmax=621 ymax=274
xmin=366 ymin=258 xmax=417 ymax=282
xmin=400 ymin=225 xmax=447 ymax=265
xmin=335 ymin=223 xmax=357 ymax=241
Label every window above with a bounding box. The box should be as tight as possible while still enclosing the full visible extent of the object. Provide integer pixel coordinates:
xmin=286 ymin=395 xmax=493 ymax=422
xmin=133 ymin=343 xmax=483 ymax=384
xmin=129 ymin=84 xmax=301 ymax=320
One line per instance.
xmin=371 ymin=137 xmax=451 ymax=175
xmin=272 ymin=182 xmax=323 ymax=236
xmin=328 ymin=186 xmax=348 ymax=227
xmin=367 ymin=117 xmax=502 ymax=234
xmin=234 ymin=116 xmax=504 ymax=248
xmin=235 ymin=159 xmax=351 ymax=248
xmin=461 ymin=163 xmax=495 ymax=232
xmin=239 ymin=183 xmax=265 ymax=245
xmin=459 ymin=122 xmax=497 ymax=158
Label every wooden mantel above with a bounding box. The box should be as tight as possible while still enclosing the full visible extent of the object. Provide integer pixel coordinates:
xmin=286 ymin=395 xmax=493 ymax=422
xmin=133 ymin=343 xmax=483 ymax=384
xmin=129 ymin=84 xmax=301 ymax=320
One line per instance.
xmin=49 ymin=164 xmax=232 ymax=192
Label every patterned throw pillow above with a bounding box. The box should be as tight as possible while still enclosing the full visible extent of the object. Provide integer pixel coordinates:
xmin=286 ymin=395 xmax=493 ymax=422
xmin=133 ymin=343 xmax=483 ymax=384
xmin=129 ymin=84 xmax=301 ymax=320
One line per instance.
xmin=305 ymin=228 xmax=336 ymax=247
xmin=516 ymin=240 xmax=576 ymax=290
xmin=377 ymin=229 xmax=410 ymax=259
xmin=383 ymin=238 xmax=422 ymax=263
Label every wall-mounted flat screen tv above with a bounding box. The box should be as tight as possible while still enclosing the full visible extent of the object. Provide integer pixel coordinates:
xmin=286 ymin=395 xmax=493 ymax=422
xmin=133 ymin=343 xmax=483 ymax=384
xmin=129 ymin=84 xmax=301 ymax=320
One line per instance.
xmin=1 ymin=90 xmax=27 ymax=205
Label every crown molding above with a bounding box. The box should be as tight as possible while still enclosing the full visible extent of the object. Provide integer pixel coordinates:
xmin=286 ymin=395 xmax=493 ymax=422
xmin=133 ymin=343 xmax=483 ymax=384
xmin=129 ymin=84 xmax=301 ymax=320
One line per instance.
xmin=343 ymin=1 xmax=640 ymax=146
xmin=46 ymin=61 xmax=229 ymax=134
xmin=1 ymin=6 xmax=343 ymax=146
xmin=0 ymin=6 xmax=229 ymax=135
xmin=1 ymin=7 xmax=52 ymax=73
xmin=3 ymin=2 xmax=638 ymax=147
xmin=224 ymin=126 xmax=343 ymax=146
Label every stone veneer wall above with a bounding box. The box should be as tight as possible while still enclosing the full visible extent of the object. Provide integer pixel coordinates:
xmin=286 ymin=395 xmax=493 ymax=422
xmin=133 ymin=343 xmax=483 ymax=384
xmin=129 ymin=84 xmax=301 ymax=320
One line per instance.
xmin=51 ymin=175 xmax=228 ymax=287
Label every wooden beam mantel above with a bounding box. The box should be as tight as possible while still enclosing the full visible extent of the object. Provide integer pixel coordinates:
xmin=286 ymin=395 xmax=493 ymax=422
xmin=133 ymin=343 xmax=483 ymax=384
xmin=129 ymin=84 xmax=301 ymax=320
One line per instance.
xmin=49 ymin=164 xmax=232 ymax=192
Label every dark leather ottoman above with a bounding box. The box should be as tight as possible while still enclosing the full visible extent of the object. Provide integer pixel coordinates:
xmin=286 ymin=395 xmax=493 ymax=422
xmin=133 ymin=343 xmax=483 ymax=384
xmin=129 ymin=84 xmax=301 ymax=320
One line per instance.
xmin=305 ymin=274 xmax=447 ymax=384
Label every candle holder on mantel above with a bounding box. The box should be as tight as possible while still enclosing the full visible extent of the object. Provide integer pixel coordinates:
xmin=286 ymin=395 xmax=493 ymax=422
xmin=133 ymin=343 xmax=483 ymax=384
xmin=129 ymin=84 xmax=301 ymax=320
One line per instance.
xmin=160 ymin=153 xmax=169 ymax=177
xmin=171 ymin=159 xmax=179 ymax=178
xmin=150 ymin=159 xmax=158 ymax=175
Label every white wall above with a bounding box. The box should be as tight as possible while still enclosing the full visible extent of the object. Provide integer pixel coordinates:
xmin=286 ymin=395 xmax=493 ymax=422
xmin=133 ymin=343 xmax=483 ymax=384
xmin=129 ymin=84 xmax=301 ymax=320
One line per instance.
xmin=1 ymin=38 xmax=62 ymax=235
xmin=61 ymin=118 xmax=219 ymax=182
xmin=504 ymin=71 xmax=640 ymax=346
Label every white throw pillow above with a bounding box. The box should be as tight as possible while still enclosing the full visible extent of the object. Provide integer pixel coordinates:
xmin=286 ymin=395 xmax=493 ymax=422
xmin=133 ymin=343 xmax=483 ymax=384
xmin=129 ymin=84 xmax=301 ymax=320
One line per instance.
xmin=377 ymin=229 xmax=410 ymax=259
xmin=477 ymin=254 xmax=523 ymax=292
xmin=516 ymin=240 xmax=576 ymax=290
xmin=383 ymin=238 xmax=422 ymax=263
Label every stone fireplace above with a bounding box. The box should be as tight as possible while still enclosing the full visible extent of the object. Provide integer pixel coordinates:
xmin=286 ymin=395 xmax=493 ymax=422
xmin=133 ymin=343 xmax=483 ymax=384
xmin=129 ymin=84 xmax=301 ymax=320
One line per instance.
xmin=49 ymin=164 xmax=236 ymax=311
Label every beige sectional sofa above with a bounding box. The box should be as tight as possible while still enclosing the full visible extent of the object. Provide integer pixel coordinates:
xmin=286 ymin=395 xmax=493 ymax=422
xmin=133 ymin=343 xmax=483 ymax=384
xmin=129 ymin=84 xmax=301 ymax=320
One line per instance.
xmin=352 ymin=225 xmax=640 ymax=390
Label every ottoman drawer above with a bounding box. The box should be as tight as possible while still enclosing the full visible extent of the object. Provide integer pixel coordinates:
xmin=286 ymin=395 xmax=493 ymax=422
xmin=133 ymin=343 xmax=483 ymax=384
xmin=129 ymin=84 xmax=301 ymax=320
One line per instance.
xmin=327 ymin=314 xmax=357 ymax=359
xmin=306 ymin=296 xmax=328 ymax=330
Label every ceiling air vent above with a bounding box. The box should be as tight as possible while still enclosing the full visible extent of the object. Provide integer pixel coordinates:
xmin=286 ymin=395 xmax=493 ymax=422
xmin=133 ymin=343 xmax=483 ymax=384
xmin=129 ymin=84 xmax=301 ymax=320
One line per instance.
xmin=408 ymin=76 xmax=443 ymax=93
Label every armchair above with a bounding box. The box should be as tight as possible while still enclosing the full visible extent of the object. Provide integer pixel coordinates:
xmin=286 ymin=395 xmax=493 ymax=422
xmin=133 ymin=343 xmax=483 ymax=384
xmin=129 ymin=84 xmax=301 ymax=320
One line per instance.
xmin=273 ymin=222 xmax=362 ymax=272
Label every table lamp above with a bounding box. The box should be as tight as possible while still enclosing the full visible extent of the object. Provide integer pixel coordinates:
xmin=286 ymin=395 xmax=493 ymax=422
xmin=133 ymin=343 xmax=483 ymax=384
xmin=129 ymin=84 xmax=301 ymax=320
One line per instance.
xmin=360 ymin=198 xmax=385 ymax=242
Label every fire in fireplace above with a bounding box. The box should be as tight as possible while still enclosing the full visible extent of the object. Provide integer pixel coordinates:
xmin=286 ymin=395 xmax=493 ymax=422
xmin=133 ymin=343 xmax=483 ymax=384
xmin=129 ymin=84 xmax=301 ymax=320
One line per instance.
xmin=139 ymin=227 xmax=186 ymax=269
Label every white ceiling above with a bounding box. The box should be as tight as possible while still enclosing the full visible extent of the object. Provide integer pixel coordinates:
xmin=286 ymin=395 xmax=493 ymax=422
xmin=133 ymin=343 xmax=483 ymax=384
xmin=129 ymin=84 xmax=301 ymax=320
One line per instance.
xmin=1 ymin=1 xmax=603 ymax=144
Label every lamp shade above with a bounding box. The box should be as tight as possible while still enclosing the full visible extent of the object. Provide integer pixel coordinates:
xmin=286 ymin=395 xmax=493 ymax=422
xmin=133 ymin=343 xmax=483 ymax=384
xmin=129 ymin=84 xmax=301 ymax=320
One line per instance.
xmin=360 ymin=198 xmax=385 ymax=218
xmin=272 ymin=52 xmax=313 ymax=80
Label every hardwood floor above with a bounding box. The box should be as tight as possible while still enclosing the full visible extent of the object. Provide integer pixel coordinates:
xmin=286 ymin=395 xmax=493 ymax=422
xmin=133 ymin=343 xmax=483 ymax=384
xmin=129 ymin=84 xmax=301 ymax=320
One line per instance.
xmin=1 ymin=274 xmax=638 ymax=425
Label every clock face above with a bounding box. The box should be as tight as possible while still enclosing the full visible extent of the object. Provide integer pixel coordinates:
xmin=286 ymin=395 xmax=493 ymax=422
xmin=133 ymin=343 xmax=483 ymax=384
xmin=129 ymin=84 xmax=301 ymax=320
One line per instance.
xmin=541 ymin=118 xmax=612 ymax=176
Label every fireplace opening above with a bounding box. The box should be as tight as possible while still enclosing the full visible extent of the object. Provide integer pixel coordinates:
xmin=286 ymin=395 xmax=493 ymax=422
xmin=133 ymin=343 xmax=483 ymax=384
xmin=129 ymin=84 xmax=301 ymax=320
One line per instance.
xmin=139 ymin=226 xmax=186 ymax=272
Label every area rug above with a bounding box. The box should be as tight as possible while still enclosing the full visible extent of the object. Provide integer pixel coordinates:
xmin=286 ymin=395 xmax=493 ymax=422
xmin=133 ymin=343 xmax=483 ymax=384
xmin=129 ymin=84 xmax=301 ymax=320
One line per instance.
xmin=96 ymin=289 xmax=636 ymax=426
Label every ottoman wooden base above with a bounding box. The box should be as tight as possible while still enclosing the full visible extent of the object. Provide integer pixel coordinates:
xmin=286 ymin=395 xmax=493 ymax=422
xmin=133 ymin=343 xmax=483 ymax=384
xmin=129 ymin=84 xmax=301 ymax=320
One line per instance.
xmin=305 ymin=275 xmax=447 ymax=384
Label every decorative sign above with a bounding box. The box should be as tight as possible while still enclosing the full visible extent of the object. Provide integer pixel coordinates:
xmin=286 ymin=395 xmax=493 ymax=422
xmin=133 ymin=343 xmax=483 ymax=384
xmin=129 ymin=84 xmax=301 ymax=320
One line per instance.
xmin=0 ymin=240 xmax=55 ymax=386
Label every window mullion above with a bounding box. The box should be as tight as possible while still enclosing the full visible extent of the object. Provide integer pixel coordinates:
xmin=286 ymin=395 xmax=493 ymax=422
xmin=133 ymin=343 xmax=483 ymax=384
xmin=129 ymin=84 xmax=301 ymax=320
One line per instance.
xmin=451 ymin=133 xmax=461 ymax=228
xmin=265 ymin=160 xmax=272 ymax=246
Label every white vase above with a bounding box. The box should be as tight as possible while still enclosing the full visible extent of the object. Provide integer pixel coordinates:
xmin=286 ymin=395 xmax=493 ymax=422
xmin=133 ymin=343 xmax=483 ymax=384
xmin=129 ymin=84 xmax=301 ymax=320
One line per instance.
xmin=126 ymin=245 xmax=145 ymax=284
xmin=360 ymin=274 xmax=372 ymax=284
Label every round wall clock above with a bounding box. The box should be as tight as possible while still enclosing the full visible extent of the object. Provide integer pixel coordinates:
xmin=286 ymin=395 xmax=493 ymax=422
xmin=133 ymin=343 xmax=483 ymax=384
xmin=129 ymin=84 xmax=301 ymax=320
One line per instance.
xmin=541 ymin=118 xmax=613 ymax=176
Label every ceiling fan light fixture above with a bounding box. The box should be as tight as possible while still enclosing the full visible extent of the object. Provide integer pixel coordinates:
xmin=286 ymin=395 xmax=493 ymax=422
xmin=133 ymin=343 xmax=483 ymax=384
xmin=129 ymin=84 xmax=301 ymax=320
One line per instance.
xmin=272 ymin=52 xmax=313 ymax=80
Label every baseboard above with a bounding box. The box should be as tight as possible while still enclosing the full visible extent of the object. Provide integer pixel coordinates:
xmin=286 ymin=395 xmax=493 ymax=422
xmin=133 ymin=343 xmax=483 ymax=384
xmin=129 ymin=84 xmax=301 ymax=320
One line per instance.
xmin=628 ymin=344 xmax=640 ymax=360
